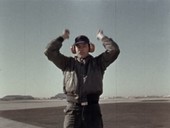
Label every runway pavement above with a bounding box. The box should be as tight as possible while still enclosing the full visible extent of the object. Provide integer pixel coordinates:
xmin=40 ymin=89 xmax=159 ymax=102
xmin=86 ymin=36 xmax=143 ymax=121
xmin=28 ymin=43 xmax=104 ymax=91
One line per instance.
xmin=0 ymin=99 xmax=67 ymax=111
xmin=0 ymin=98 xmax=170 ymax=128
xmin=0 ymin=117 xmax=43 ymax=128
xmin=0 ymin=99 xmax=130 ymax=128
xmin=0 ymin=99 xmax=67 ymax=128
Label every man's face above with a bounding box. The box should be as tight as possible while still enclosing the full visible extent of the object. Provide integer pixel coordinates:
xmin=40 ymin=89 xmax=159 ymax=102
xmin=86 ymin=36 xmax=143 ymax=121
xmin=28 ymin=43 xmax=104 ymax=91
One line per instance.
xmin=75 ymin=43 xmax=89 ymax=58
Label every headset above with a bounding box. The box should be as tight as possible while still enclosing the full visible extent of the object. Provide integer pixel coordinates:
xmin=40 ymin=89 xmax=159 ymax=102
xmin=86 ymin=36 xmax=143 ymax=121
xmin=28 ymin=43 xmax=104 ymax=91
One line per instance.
xmin=70 ymin=43 xmax=95 ymax=54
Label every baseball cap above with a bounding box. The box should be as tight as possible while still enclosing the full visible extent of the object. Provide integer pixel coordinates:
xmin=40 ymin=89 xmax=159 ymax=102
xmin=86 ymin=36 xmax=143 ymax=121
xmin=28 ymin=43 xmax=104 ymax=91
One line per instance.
xmin=74 ymin=35 xmax=90 ymax=45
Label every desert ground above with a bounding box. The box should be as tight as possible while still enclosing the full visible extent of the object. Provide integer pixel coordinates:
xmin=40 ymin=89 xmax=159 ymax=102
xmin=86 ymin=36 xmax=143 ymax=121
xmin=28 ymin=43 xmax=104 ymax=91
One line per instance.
xmin=0 ymin=99 xmax=170 ymax=128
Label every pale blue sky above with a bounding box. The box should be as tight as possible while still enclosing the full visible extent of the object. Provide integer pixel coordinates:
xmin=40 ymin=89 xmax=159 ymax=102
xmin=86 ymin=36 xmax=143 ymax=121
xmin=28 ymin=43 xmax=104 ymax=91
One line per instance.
xmin=0 ymin=0 xmax=170 ymax=98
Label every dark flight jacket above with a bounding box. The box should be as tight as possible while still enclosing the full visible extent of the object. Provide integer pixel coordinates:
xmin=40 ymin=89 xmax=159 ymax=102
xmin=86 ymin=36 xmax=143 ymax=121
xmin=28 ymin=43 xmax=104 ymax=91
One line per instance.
xmin=44 ymin=36 xmax=120 ymax=103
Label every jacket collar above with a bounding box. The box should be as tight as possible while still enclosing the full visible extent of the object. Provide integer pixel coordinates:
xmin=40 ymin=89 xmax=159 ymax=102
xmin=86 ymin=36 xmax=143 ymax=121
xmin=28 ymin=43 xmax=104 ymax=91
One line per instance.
xmin=75 ymin=55 xmax=93 ymax=64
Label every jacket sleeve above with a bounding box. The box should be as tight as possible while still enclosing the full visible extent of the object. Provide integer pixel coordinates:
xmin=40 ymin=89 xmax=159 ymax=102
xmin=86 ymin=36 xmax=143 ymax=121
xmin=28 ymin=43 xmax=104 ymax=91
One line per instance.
xmin=44 ymin=36 xmax=69 ymax=71
xmin=97 ymin=36 xmax=120 ymax=71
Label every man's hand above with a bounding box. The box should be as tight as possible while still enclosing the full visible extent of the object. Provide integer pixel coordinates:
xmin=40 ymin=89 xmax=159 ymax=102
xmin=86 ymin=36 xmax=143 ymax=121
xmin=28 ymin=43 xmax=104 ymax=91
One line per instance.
xmin=62 ymin=29 xmax=70 ymax=40
xmin=97 ymin=29 xmax=105 ymax=40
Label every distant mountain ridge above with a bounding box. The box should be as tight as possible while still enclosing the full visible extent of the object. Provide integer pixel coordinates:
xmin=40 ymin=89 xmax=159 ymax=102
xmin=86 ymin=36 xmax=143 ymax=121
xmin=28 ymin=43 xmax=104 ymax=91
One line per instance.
xmin=1 ymin=95 xmax=35 ymax=101
xmin=50 ymin=93 xmax=66 ymax=100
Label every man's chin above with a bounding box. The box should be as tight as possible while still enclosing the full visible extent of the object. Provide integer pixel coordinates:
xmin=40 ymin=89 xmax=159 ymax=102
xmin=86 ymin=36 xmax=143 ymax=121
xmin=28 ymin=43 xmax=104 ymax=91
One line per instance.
xmin=77 ymin=54 xmax=88 ymax=59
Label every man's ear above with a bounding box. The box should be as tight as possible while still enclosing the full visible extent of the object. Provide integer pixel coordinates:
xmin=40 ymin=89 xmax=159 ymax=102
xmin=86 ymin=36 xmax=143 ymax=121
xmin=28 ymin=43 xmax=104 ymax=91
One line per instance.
xmin=89 ymin=43 xmax=95 ymax=53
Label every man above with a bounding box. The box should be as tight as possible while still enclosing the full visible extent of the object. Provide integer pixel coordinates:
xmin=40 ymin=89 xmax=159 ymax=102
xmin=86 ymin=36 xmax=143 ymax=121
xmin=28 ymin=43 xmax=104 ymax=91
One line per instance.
xmin=44 ymin=29 xmax=120 ymax=128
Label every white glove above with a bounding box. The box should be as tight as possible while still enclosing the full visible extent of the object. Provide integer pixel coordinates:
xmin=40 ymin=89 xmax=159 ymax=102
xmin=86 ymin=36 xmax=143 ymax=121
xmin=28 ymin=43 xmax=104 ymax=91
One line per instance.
xmin=97 ymin=30 xmax=105 ymax=40
xmin=62 ymin=29 xmax=70 ymax=40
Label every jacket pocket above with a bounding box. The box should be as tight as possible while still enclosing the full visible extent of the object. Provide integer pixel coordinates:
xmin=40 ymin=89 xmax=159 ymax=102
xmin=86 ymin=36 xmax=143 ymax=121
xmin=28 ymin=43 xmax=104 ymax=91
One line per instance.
xmin=64 ymin=103 xmax=80 ymax=115
xmin=63 ymin=71 xmax=78 ymax=93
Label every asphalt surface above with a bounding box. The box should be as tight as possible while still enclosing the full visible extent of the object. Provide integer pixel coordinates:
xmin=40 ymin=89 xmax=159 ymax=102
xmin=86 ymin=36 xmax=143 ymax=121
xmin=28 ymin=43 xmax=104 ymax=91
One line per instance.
xmin=0 ymin=98 xmax=170 ymax=128
xmin=0 ymin=117 xmax=43 ymax=128
xmin=0 ymin=99 xmax=66 ymax=128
